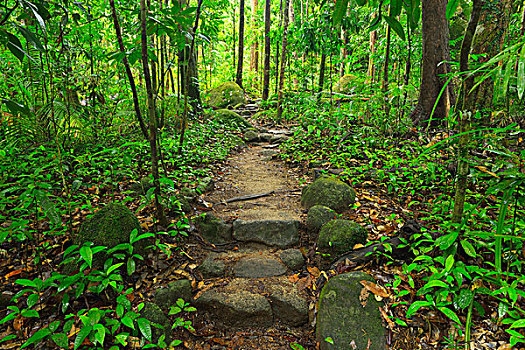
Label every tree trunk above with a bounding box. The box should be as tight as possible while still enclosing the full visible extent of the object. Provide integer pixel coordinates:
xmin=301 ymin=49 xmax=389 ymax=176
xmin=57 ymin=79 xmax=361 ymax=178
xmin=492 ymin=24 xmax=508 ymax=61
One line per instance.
xmin=318 ymin=52 xmax=327 ymax=94
xmin=140 ymin=0 xmax=166 ymax=227
xmin=452 ymin=0 xmax=484 ymax=224
xmin=274 ymin=0 xmax=283 ymax=95
xmin=410 ymin=0 xmax=455 ymax=128
xmin=367 ymin=13 xmax=377 ymax=82
xmin=236 ymin=0 xmax=245 ymax=88
xmin=276 ymin=0 xmax=290 ymax=120
xmin=250 ymin=0 xmax=259 ymax=75
xmin=383 ymin=21 xmax=392 ymax=116
xmin=262 ymin=0 xmax=271 ymax=100
xmin=109 ymin=0 xmax=149 ymax=140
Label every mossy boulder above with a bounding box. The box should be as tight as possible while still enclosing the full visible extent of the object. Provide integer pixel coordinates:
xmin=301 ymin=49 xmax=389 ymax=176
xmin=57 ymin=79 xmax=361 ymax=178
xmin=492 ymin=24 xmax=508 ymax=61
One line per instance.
xmin=244 ymin=130 xmax=259 ymax=142
xmin=154 ymin=279 xmax=193 ymax=310
xmin=140 ymin=302 xmax=172 ymax=344
xmin=306 ymin=205 xmax=337 ymax=233
xmin=333 ymin=74 xmax=356 ymax=95
xmin=206 ymin=81 xmax=246 ymax=108
xmin=212 ymin=109 xmax=252 ymax=129
xmin=195 ymin=213 xmax=233 ymax=245
xmin=301 ymin=175 xmax=356 ymax=212
xmin=318 ymin=219 xmax=367 ymax=254
xmin=77 ymin=203 xmax=145 ymax=253
xmin=316 ymin=272 xmax=387 ymax=350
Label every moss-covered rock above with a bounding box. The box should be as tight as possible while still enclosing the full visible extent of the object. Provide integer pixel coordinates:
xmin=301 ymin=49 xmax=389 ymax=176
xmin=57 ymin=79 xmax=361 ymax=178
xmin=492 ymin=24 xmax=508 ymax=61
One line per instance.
xmin=301 ymin=175 xmax=356 ymax=212
xmin=154 ymin=279 xmax=193 ymax=310
xmin=195 ymin=213 xmax=233 ymax=245
xmin=212 ymin=109 xmax=253 ymax=129
xmin=318 ymin=219 xmax=367 ymax=254
xmin=140 ymin=302 xmax=172 ymax=344
xmin=316 ymin=272 xmax=387 ymax=350
xmin=76 ymin=203 xmax=145 ymax=253
xmin=206 ymin=81 xmax=245 ymax=108
xmin=333 ymin=74 xmax=357 ymax=95
xmin=306 ymin=205 xmax=337 ymax=233
xmin=244 ymin=130 xmax=259 ymax=142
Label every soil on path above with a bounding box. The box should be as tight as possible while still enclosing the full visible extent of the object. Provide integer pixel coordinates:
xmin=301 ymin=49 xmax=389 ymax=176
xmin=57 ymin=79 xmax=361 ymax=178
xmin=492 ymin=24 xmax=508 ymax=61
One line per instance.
xmin=190 ymin=139 xmax=317 ymax=350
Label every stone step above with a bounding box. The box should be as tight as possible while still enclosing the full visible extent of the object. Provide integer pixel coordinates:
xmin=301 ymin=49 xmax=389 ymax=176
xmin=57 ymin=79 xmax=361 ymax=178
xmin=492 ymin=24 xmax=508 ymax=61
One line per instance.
xmin=194 ymin=277 xmax=309 ymax=328
xmin=198 ymin=249 xmax=305 ymax=279
xmin=233 ymin=219 xmax=300 ymax=248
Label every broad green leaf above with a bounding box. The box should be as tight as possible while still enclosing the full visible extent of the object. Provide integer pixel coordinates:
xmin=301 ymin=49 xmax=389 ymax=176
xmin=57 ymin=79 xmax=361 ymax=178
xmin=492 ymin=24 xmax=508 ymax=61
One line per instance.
xmin=406 ymin=300 xmax=432 ymax=316
xmin=445 ymin=254 xmax=455 ymax=272
xmin=15 ymin=279 xmax=37 ymax=288
xmin=26 ymin=2 xmax=47 ymax=34
xmin=127 ymin=257 xmax=136 ymax=275
xmin=454 ymin=288 xmax=474 ymax=309
xmin=21 ymin=309 xmax=39 ymax=318
xmin=333 ymin=0 xmax=350 ymax=26
xmin=518 ymin=44 xmax=525 ymax=100
xmin=446 ymin=0 xmax=459 ymax=20
xmin=79 ymin=246 xmax=93 ymax=268
xmin=502 ymin=60 xmax=513 ymax=99
xmin=137 ymin=318 xmax=152 ymax=341
xmin=93 ymin=324 xmax=106 ymax=345
xmin=27 ymin=293 xmax=39 ymax=308
xmin=122 ymin=316 xmax=135 ymax=329
xmin=17 ymin=25 xmax=44 ymax=52
xmin=421 ymin=280 xmax=448 ymax=290
xmin=20 ymin=328 xmax=51 ymax=348
xmin=460 ymin=240 xmax=476 ymax=257
xmin=384 ymin=16 xmax=405 ymax=41
xmin=5 ymin=32 xmax=25 ymax=63
xmin=369 ymin=14 xmax=382 ymax=31
xmin=438 ymin=307 xmax=461 ymax=325
xmin=498 ymin=302 xmax=509 ymax=318
xmin=436 ymin=231 xmax=458 ymax=251
xmin=390 ymin=0 xmax=402 ymax=16
xmin=510 ymin=319 xmax=525 ymax=328
xmin=355 ymin=0 xmax=367 ymax=5
xmin=51 ymin=333 xmax=68 ymax=348
xmin=74 ymin=325 xmax=92 ymax=350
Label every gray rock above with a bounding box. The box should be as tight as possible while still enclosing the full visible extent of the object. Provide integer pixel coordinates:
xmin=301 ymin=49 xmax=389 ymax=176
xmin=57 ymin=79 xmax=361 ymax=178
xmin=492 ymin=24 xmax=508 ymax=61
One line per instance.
xmin=195 ymin=213 xmax=233 ymax=245
xmin=180 ymin=187 xmax=198 ymax=201
xmin=279 ymin=249 xmax=305 ymax=270
xmin=244 ymin=130 xmax=259 ymax=142
xmin=318 ymin=219 xmax=368 ymax=254
xmin=268 ymin=288 xmax=308 ymax=326
xmin=206 ymin=81 xmax=246 ymax=108
xmin=212 ymin=109 xmax=252 ymax=129
xmin=260 ymin=149 xmax=278 ymax=157
xmin=195 ymin=290 xmax=273 ymax=328
xmin=233 ymin=219 xmax=299 ymax=248
xmin=140 ymin=302 xmax=171 ymax=344
xmin=316 ymin=272 xmax=387 ymax=350
xmin=258 ymin=133 xmax=273 ymax=142
xmin=270 ymin=134 xmax=289 ymax=144
xmin=129 ymin=177 xmax=153 ymax=196
xmin=154 ymin=279 xmax=192 ymax=310
xmin=234 ymin=256 xmax=287 ymax=278
xmin=306 ymin=205 xmax=337 ymax=233
xmin=198 ymin=255 xmax=227 ymax=278
xmin=301 ymin=175 xmax=356 ymax=212
xmin=198 ymin=177 xmax=214 ymax=193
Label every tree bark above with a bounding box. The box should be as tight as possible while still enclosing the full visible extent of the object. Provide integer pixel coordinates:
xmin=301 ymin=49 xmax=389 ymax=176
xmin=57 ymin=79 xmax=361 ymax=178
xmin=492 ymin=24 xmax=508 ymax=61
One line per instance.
xmin=236 ymin=0 xmax=245 ymax=88
xmin=318 ymin=52 xmax=327 ymax=94
xmin=276 ymin=0 xmax=290 ymax=120
xmin=250 ymin=0 xmax=259 ymax=75
xmin=367 ymin=13 xmax=377 ymax=82
xmin=410 ymin=0 xmax=455 ymax=128
xmin=140 ymin=0 xmax=166 ymax=227
xmin=262 ymin=0 xmax=271 ymax=100
xmin=109 ymin=0 xmax=149 ymax=140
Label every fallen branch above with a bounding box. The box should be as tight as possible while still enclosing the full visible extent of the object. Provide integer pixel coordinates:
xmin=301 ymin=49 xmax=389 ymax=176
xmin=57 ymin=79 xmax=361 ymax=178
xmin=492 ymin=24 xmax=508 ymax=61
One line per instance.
xmin=219 ymin=191 xmax=275 ymax=204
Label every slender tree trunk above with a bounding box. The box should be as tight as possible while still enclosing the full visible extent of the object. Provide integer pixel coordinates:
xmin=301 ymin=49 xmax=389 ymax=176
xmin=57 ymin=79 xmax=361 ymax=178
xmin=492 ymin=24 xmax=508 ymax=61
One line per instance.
xmin=262 ymin=0 xmax=271 ymax=100
xmin=367 ymin=13 xmax=377 ymax=82
xmin=140 ymin=0 xmax=166 ymax=226
xmin=318 ymin=52 xmax=327 ymax=94
xmin=274 ymin=0 xmax=283 ymax=94
xmin=383 ymin=21 xmax=392 ymax=116
xmin=232 ymin=6 xmax=236 ymax=75
xmin=452 ymin=0 xmax=484 ymax=224
xmin=276 ymin=0 xmax=290 ymax=120
xmin=410 ymin=0 xmax=455 ymax=128
xmin=236 ymin=0 xmax=245 ymax=88
xmin=250 ymin=0 xmax=259 ymax=74
xmin=109 ymin=0 xmax=149 ymax=140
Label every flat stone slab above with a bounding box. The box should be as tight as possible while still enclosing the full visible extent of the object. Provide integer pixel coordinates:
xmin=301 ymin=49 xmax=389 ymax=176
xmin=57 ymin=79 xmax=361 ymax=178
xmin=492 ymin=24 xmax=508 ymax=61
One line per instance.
xmin=233 ymin=219 xmax=299 ymax=248
xmin=268 ymin=287 xmax=308 ymax=327
xmin=195 ymin=290 xmax=273 ymax=328
xmin=234 ymin=256 xmax=287 ymax=278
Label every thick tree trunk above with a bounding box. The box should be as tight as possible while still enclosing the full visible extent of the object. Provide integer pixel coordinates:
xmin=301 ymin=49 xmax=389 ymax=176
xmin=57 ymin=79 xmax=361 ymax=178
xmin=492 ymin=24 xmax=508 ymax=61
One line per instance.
xmin=276 ymin=0 xmax=290 ymax=120
xmin=109 ymin=0 xmax=148 ymax=140
xmin=262 ymin=0 xmax=271 ymax=100
xmin=140 ymin=0 xmax=166 ymax=226
xmin=236 ymin=0 xmax=245 ymax=88
xmin=411 ymin=0 xmax=455 ymax=128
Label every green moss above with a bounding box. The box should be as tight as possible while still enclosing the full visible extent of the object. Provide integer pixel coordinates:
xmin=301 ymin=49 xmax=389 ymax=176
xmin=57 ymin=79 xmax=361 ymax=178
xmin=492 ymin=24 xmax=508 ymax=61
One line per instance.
xmin=77 ymin=202 xmax=143 ymax=251
xmin=212 ymin=109 xmax=252 ymax=129
xmin=318 ymin=219 xmax=367 ymax=254
xmin=306 ymin=205 xmax=336 ymax=233
xmin=301 ymin=175 xmax=356 ymax=212
xmin=206 ymin=81 xmax=245 ymax=108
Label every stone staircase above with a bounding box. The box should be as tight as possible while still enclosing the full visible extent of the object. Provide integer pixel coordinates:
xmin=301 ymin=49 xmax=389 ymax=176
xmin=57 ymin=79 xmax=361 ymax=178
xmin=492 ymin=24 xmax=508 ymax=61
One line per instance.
xmin=194 ymin=112 xmax=308 ymax=330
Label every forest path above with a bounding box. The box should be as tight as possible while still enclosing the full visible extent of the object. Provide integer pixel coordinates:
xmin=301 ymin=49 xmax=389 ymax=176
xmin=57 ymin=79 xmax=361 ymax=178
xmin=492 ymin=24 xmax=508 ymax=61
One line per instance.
xmin=188 ymin=120 xmax=316 ymax=349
